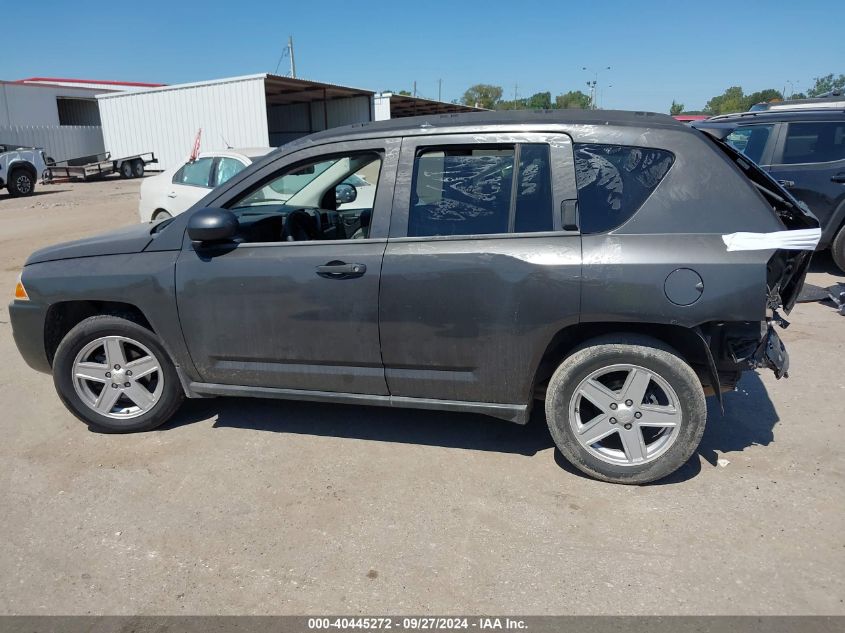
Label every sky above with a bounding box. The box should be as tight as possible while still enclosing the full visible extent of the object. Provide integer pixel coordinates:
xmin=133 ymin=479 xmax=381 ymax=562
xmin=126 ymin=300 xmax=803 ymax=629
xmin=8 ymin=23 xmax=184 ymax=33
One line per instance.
xmin=3 ymin=0 xmax=843 ymax=113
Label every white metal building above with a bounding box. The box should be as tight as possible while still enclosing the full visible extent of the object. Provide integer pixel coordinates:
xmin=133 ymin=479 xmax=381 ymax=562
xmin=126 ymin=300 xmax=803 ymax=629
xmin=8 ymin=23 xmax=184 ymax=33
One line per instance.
xmin=1 ymin=78 xmax=164 ymax=163
xmin=97 ymin=74 xmax=375 ymax=170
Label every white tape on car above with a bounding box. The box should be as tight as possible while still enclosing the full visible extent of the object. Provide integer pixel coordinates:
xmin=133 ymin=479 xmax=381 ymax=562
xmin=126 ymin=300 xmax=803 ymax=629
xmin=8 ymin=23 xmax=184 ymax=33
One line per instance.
xmin=722 ymin=228 xmax=821 ymax=252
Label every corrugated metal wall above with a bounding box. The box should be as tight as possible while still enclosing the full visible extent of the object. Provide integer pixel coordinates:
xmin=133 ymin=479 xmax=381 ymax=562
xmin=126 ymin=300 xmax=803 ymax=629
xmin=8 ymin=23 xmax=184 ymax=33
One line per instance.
xmin=0 ymin=125 xmax=104 ymax=163
xmin=267 ymin=95 xmax=371 ymax=147
xmin=1 ymin=82 xmax=110 ymax=127
xmin=98 ymin=76 xmax=270 ymax=171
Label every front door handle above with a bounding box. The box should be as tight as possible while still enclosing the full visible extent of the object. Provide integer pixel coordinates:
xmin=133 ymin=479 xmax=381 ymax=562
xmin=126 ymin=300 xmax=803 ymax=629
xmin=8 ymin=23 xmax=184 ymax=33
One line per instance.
xmin=167 ymin=192 xmax=177 ymax=198
xmin=316 ymin=261 xmax=366 ymax=279
xmin=831 ymin=173 xmax=845 ymax=184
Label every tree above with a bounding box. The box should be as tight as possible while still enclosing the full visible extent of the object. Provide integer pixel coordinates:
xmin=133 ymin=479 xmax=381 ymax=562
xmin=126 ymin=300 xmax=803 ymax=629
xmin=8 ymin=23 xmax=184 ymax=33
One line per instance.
xmin=704 ymin=86 xmax=746 ymax=115
xmin=807 ymin=73 xmax=845 ymax=97
xmin=461 ymin=84 xmax=503 ymax=109
xmin=744 ymin=89 xmax=782 ymax=108
xmin=527 ymin=91 xmax=552 ymax=109
xmin=495 ymin=91 xmax=553 ymax=111
xmin=703 ymin=86 xmax=783 ymax=115
xmin=555 ymin=90 xmax=591 ymax=109
xmin=669 ymin=100 xmax=684 ymax=115
xmin=397 ymin=90 xmax=412 ymax=96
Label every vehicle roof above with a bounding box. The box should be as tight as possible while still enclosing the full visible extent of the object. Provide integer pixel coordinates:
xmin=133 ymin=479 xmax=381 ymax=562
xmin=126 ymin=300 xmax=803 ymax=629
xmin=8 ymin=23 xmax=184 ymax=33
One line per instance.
xmin=288 ymin=109 xmax=688 ymax=147
xmin=703 ymin=109 xmax=845 ymax=125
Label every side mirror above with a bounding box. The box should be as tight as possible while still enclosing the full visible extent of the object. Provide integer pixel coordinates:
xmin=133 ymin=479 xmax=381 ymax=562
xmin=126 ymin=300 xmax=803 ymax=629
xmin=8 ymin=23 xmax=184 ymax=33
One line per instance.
xmin=187 ymin=207 xmax=239 ymax=244
xmin=335 ymin=183 xmax=357 ymax=205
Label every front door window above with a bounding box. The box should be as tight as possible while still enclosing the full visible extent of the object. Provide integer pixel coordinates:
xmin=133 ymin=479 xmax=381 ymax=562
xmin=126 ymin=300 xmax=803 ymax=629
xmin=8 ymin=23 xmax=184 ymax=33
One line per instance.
xmin=227 ymin=152 xmax=383 ymax=242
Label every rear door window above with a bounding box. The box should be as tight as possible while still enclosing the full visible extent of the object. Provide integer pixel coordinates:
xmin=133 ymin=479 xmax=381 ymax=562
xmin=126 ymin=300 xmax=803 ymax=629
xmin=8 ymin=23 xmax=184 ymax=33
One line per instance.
xmin=781 ymin=122 xmax=845 ymax=164
xmin=574 ymin=144 xmax=674 ymax=234
xmin=173 ymin=157 xmax=214 ymax=188
xmin=409 ymin=143 xmax=553 ymax=237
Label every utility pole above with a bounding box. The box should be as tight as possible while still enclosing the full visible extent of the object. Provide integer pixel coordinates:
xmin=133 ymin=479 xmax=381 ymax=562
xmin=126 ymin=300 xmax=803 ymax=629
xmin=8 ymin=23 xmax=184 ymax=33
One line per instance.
xmin=438 ymin=79 xmax=442 ymax=102
xmin=288 ymin=36 xmax=296 ymax=78
xmin=582 ymin=66 xmax=610 ymax=109
xmin=413 ymin=81 xmax=417 ymax=98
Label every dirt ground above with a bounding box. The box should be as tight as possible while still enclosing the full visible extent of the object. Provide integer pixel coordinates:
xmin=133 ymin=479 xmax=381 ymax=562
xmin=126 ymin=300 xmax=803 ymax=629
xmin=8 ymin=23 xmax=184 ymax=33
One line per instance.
xmin=0 ymin=178 xmax=843 ymax=615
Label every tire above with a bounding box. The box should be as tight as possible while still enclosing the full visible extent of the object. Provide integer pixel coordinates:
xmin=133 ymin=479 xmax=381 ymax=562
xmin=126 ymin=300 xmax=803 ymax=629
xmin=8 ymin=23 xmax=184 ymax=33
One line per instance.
xmin=132 ymin=159 xmax=145 ymax=178
xmin=831 ymin=224 xmax=845 ymax=273
xmin=545 ymin=334 xmax=707 ymax=484
xmin=8 ymin=168 xmax=35 ymax=197
xmin=119 ymin=161 xmax=133 ymax=179
xmin=152 ymin=209 xmax=172 ymax=221
xmin=52 ymin=315 xmax=185 ymax=433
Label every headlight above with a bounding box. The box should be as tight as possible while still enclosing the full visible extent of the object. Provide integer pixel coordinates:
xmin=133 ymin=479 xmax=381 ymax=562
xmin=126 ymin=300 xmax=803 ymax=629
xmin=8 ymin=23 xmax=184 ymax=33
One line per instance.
xmin=13 ymin=273 xmax=29 ymax=301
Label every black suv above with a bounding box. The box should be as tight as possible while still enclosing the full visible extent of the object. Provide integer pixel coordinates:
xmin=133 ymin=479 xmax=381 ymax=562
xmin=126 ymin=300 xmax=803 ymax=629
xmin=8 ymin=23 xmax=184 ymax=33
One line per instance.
xmin=9 ymin=111 xmax=817 ymax=484
xmin=695 ymin=109 xmax=845 ymax=270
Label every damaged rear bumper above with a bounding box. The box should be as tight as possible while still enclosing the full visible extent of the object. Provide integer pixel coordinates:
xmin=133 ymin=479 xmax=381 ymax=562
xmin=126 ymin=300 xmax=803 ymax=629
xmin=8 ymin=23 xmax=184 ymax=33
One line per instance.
xmin=753 ymin=325 xmax=789 ymax=379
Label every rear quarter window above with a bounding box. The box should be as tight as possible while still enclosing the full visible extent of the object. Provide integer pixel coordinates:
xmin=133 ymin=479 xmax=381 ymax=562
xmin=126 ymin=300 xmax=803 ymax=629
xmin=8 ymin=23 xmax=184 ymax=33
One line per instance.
xmin=574 ymin=144 xmax=674 ymax=234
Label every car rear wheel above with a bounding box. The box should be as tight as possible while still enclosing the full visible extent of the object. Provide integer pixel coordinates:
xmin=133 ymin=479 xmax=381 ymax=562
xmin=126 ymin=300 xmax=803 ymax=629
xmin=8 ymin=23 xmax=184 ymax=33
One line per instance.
xmin=53 ymin=315 xmax=184 ymax=433
xmin=831 ymin=224 xmax=845 ymax=273
xmin=545 ymin=334 xmax=707 ymax=484
xmin=8 ymin=169 xmax=35 ymax=197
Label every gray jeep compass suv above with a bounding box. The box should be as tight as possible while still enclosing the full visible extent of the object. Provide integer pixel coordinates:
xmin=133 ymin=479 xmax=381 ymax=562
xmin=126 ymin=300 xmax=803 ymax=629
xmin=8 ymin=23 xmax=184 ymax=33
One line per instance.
xmin=9 ymin=111 xmax=818 ymax=484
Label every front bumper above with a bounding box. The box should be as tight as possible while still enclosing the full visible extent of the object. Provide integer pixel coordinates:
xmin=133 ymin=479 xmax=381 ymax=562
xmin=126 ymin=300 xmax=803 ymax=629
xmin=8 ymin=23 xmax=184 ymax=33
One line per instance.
xmin=9 ymin=300 xmax=51 ymax=374
xmin=753 ymin=325 xmax=789 ymax=379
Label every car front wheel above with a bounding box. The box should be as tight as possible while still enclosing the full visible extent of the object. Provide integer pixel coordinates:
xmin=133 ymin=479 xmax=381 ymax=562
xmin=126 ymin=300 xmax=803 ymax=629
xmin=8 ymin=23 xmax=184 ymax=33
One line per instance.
xmin=8 ymin=169 xmax=35 ymax=197
xmin=545 ymin=334 xmax=707 ymax=484
xmin=53 ymin=315 xmax=184 ymax=432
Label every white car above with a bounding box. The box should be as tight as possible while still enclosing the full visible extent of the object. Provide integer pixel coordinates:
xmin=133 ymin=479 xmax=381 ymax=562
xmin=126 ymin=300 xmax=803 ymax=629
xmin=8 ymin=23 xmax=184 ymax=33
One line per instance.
xmin=139 ymin=147 xmax=377 ymax=223
xmin=139 ymin=148 xmax=273 ymax=222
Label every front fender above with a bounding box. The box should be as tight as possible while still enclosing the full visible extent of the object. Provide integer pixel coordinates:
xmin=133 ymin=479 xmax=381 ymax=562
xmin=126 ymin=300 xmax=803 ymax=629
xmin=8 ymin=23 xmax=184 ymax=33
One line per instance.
xmin=17 ymin=251 xmax=200 ymax=382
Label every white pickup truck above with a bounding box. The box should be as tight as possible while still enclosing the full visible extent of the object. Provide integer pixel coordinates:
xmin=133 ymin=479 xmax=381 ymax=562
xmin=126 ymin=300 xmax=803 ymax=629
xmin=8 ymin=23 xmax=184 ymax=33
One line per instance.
xmin=0 ymin=144 xmax=49 ymax=197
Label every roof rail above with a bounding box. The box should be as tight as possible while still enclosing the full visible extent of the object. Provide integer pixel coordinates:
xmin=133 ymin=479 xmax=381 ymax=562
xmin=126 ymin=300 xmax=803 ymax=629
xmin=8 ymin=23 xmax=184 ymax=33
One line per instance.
xmin=709 ymin=107 xmax=845 ymax=120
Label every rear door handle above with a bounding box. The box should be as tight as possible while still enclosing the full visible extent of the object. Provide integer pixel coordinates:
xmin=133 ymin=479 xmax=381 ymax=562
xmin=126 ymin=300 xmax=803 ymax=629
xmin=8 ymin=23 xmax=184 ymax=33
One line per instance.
xmin=316 ymin=261 xmax=366 ymax=279
xmin=831 ymin=173 xmax=845 ymax=184
xmin=560 ymin=199 xmax=579 ymax=231
xmin=167 ymin=192 xmax=177 ymax=198
xmin=778 ymin=179 xmax=796 ymax=188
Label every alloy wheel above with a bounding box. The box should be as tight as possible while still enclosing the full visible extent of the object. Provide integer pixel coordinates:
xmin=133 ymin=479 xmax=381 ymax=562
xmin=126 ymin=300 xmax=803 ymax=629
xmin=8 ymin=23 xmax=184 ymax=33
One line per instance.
xmin=72 ymin=336 xmax=164 ymax=419
xmin=568 ymin=363 xmax=682 ymax=466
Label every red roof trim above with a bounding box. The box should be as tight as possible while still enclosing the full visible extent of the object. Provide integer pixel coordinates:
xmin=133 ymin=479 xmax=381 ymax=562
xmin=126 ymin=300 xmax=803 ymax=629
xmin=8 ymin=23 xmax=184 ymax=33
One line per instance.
xmin=672 ymin=114 xmax=709 ymax=121
xmin=16 ymin=77 xmax=165 ymax=88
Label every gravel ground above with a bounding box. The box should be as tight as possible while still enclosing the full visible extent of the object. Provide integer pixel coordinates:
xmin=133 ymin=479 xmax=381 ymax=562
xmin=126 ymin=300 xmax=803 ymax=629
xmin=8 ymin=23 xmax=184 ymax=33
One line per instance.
xmin=0 ymin=178 xmax=843 ymax=615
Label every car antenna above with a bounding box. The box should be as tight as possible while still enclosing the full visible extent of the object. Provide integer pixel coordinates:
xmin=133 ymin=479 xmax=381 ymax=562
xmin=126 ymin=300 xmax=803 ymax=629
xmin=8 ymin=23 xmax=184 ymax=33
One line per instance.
xmin=221 ymin=135 xmax=232 ymax=149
